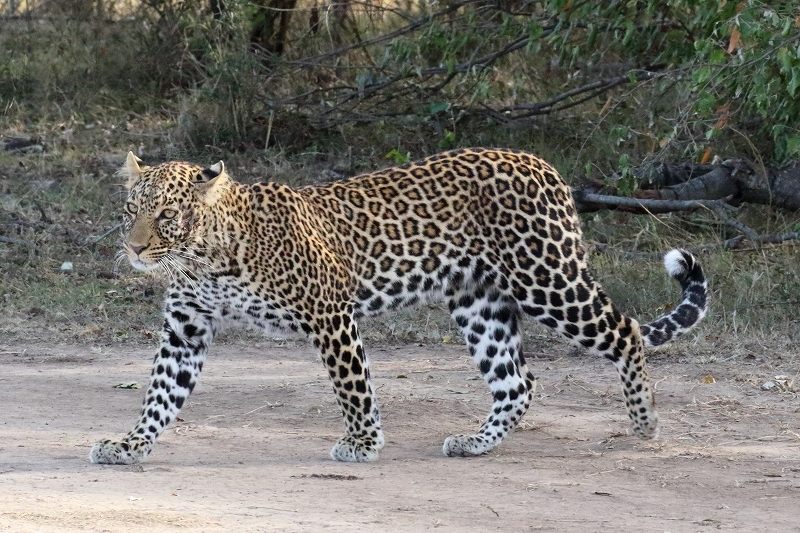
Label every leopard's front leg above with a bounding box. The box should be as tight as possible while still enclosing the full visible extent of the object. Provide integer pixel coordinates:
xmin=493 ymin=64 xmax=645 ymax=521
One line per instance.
xmin=314 ymin=313 xmax=384 ymax=462
xmin=89 ymin=296 xmax=217 ymax=464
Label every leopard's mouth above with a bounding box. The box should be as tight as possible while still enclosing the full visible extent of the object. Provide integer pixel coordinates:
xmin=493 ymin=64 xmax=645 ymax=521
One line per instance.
xmin=128 ymin=257 xmax=161 ymax=272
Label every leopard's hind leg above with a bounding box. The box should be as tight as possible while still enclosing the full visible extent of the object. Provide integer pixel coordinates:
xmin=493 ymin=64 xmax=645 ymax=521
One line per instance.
xmin=443 ymin=285 xmax=536 ymax=457
xmin=513 ymin=265 xmax=658 ymax=439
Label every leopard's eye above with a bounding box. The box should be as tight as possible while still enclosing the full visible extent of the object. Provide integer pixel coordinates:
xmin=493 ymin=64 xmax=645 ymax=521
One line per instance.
xmin=126 ymin=202 xmax=138 ymax=215
xmin=160 ymin=208 xmax=177 ymax=220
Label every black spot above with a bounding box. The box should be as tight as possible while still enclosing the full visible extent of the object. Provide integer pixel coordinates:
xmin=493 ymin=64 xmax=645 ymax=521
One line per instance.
xmin=494 ymin=306 xmax=512 ymax=323
xmin=176 ymin=370 xmax=191 ymax=389
xmin=368 ymin=297 xmax=384 ymax=312
xmin=168 ymin=329 xmax=181 ymax=347
xmin=356 ymin=287 xmax=374 ymax=301
xmin=539 ymin=317 xmax=557 ymax=329
xmin=458 ymin=294 xmax=475 ymax=309
xmin=517 ymin=272 xmax=534 ymax=287
xmin=532 ymin=290 xmax=547 ymax=306
xmin=549 ymin=292 xmax=564 ymax=308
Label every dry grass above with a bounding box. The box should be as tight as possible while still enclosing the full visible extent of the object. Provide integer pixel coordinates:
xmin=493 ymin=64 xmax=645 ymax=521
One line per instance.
xmin=1 ymin=114 xmax=798 ymax=358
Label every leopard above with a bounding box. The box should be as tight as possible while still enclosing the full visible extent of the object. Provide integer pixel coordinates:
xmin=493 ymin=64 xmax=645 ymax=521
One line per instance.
xmin=89 ymin=148 xmax=708 ymax=465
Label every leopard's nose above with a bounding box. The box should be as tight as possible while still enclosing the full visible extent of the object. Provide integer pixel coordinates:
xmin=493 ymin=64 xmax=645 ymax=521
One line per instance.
xmin=129 ymin=244 xmax=148 ymax=256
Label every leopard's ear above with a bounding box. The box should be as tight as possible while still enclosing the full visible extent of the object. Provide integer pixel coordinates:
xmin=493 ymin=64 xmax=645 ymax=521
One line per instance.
xmin=196 ymin=161 xmax=230 ymax=205
xmin=195 ymin=160 xmax=224 ymax=183
xmin=121 ymin=151 xmax=145 ymax=189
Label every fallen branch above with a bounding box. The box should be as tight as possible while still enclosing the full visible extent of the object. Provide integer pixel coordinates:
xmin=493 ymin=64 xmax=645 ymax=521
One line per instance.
xmin=575 ymin=159 xmax=800 ymax=214
xmin=572 ymin=191 xmax=735 ymax=214
xmin=594 ymin=232 xmax=800 ymax=260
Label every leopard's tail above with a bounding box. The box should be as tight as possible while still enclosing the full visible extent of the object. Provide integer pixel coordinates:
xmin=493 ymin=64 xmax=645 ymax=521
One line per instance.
xmin=640 ymin=249 xmax=708 ymax=348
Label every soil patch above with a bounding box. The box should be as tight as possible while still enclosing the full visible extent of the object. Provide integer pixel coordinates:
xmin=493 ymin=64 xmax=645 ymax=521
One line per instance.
xmin=0 ymin=342 xmax=798 ymax=532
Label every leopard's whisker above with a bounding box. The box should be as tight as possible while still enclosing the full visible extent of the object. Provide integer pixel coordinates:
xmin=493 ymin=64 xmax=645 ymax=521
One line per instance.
xmin=158 ymin=258 xmax=178 ymax=286
xmin=165 ymin=254 xmax=199 ymax=292
xmin=172 ymin=249 xmax=212 ymax=268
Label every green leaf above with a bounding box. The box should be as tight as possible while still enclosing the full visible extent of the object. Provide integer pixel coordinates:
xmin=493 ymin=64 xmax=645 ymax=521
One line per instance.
xmin=693 ymin=66 xmax=712 ymax=85
xmin=528 ymin=20 xmax=544 ymax=41
xmin=427 ymin=101 xmax=451 ymax=116
xmin=696 ymin=92 xmax=717 ymax=115
xmin=622 ymin=21 xmax=635 ymax=46
xmin=438 ymin=130 xmax=456 ymax=149
xmin=788 ymin=67 xmax=800 ymax=98
xmin=709 ymin=49 xmax=726 ymax=64
xmin=786 ymin=135 xmax=800 ymax=157
xmin=385 ymin=149 xmax=411 ymax=164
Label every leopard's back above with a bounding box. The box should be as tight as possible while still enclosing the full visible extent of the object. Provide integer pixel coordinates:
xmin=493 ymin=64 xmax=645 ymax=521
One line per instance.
xmin=300 ymin=148 xmax=583 ymax=317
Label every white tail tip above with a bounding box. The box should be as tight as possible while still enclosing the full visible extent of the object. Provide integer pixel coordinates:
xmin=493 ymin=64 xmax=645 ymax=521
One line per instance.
xmin=663 ymin=249 xmax=687 ymax=278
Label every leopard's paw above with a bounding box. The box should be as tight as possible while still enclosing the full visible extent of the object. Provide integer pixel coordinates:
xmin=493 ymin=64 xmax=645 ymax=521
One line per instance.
xmin=89 ymin=438 xmax=150 ymax=465
xmin=631 ymin=410 xmax=660 ymax=440
xmin=329 ymin=436 xmax=380 ymax=462
xmin=442 ymin=434 xmax=493 ymax=457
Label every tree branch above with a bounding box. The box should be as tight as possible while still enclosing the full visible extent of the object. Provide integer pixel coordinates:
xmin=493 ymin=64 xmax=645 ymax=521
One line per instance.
xmin=595 ymin=232 xmax=800 ymax=260
xmin=286 ymin=0 xmax=488 ymax=65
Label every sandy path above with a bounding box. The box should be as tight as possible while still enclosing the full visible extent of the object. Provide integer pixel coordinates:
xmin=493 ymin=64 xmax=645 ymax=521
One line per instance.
xmin=1 ymin=342 xmax=798 ymax=532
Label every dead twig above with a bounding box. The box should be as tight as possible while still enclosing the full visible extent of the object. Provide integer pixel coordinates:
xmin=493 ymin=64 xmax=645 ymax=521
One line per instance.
xmin=32 ymin=200 xmax=53 ymax=224
xmin=85 ymin=223 xmax=123 ymax=247
xmin=0 ymin=235 xmax=30 ymax=246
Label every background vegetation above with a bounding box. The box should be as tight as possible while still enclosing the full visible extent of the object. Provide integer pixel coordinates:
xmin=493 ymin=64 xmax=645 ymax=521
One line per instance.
xmin=0 ymin=0 xmax=798 ymax=355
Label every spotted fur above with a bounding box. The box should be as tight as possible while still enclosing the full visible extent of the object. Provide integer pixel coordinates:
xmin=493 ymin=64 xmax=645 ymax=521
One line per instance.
xmin=89 ymin=148 xmax=708 ymax=464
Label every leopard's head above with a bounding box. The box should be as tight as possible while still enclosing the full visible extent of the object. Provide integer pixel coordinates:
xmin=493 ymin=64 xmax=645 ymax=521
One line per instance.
xmin=120 ymin=152 xmax=230 ymax=271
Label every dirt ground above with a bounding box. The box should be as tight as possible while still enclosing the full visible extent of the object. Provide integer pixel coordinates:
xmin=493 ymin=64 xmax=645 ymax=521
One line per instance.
xmin=0 ymin=339 xmax=798 ymax=533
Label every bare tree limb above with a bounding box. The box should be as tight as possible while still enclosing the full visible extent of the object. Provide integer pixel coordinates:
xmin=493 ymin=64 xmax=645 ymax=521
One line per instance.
xmin=572 ymin=191 xmax=735 ymax=214
xmin=594 ymin=232 xmax=800 ymax=260
xmin=490 ymin=70 xmax=655 ymax=117
xmin=286 ymin=0 xmax=488 ymax=65
xmin=573 ymin=193 xmax=765 ymax=243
